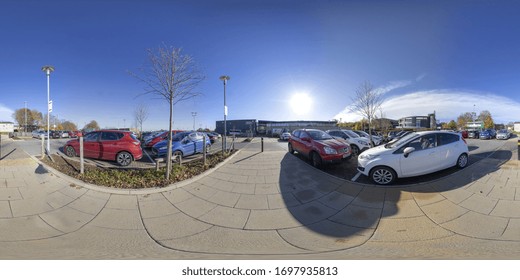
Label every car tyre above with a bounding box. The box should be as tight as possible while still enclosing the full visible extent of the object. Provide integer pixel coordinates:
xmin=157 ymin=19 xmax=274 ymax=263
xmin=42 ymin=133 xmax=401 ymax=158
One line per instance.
xmin=173 ymin=150 xmax=183 ymax=162
xmin=456 ymin=153 xmax=468 ymax=169
xmin=351 ymin=144 xmax=360 ymax=155
xmin=288 ymin=143 xmax=294 ymax=154
xmin=311 ymin=152 xmax=322 ymax=168
xmin=116 ymin=151 xmax=133 ymax=166
xmin=65 ymin=146 xmax=76 ymax=157
xmin=370 ymin=166 xmax=396 ymax=185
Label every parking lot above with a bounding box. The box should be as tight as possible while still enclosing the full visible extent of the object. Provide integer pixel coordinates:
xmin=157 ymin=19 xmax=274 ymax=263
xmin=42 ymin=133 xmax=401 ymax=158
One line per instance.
xmin=14 ymin=136 xmax=250 ymax=169
xmin=276 ymin=135 xmax=518 ymax=186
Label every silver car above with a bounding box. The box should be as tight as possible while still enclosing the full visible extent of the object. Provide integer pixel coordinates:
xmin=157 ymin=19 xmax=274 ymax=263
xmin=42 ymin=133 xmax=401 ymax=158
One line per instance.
xmin=496 ymin=129 xmax=511 ymax=140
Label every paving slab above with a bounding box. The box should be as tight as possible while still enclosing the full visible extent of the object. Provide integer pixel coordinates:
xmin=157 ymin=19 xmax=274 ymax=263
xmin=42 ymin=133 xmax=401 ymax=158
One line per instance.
xmin=329 ymin=204 xmax=382 ymax=229
xmin=420 ymin=199 xmax=469 ymax=224
xmin=245 ymin=208 xmax=302 ymax=229
xmin=235 ymin=193 xmax=269 ymax=209
xmin=138 ymin=196 xmax=180 ymax=219
xmin=439 ymin=188 xmax=473 ymax=204
xmin=0 ymin=188 xmax=22 ymax=201
xmin=205 ymin=189 xmax=241 ymax=207
xmin=490 ymin=200 xmax=520 ymax=218
xmin=488 ymin=184 xmax=516 ymax=200
xmin=67 ymin=194 xmax=108 ymax=215
xmin=198 ymin=205 xmax=250 ymax=228
xmin=254 ymin=183 xmax=280 ymax=195
xmin=39 ymin=206 xmax=95 ymax=232
xmin=143 ymin=211 xmax=213 ymax=240
xmin=459 ymin=194 xmax=498 ymax=215
xmin=500 ymin=218 xmax=520 ymax=241
xmin=105 ymin=194 xmax=138 ymax=210
xmin=382 ymin=198 xmax=424 ymax=218
xmin=10 ymin=197 xmax=53 ymax=217
xmin=174 ymin=195 xmax=218 ymax=218
xmin=351 ymin=187 xmax=385 ymax=209
xmin=160 ymin=226 xmax=308 ymax=255
xmin=278 ymin=220 xmax=372 ymax=251
xmin=371 ymin=216 xmax=454 ymax=242
xmin=0 ymin=215 xmax=63 ymax=241
xmin=45 ymin=190 xmax=76 ymax=209
xmin=268 ymin=193 xmax=301 ymax=209
xmin=441 ymin=211 xmax=509 ymax=239
xmin=161 ymin=187 xmax=194 ymax=204
xmin=89 ymin=208 xmax=144 ymax=230
xmin=0 ymin=200 xmax=12 ymax=218
xmin=317 ymin=191 xmax=355 ymax=211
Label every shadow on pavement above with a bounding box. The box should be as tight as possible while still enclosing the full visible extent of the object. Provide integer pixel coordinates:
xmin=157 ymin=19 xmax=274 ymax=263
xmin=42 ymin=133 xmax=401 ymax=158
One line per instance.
xmin=278 ymin=153 xmax=397 ymax=238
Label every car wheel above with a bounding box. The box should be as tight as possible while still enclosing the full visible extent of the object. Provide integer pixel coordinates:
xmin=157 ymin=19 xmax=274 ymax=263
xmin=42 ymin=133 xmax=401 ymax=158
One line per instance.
xmin=370 ymin=166 xmax=396 ymax=185
xmin=173 ymin=150 xmax=183 ymax=161
xmin=65 ymin=146 xmax=76 ymax=157
xmin=311 ymin=152 xmax=322 ymax=168
xmin=288 ymin=143 xmax=294 ymax=154
xmin=205 ymin=144 xmax=211 ymax=153
xmin=456 ymin=153 xmax=468 ymax=169
xmin=116 ymin=151 xmax=133 ymax=166
xmin=351 ymin=144 xmax=360 ymax=155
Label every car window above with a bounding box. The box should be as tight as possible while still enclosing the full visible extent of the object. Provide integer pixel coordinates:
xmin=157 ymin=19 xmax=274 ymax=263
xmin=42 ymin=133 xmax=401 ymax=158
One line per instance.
xmin=292 ymin=130 xmax=301 ymax=138
xmin=328 ymin=131 xmax=338 ymax=137
xmin=438 ymin=133 xmax=459 ymax=146
xmin=307 ymin=130 xmax=333 ymax=140
xmin=388 ymin=132 xmax=418 ymax=149
xmin=84 ymin=132 xmax=99 ymax=142
xmin=344 ymin=130 xmax=360 ymax=138
xmin=101 ymin=132 xmax=122 ymax=141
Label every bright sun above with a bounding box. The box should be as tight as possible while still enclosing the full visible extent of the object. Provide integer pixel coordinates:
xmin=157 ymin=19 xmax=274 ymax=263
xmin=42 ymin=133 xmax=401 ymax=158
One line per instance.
xmin=289 ymin=93 xmax=313 ymax=115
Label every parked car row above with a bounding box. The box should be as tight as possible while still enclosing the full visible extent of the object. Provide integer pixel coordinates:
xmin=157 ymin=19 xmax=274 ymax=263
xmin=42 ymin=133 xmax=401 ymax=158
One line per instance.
xmin=287 ymin=128 xmax=469 ymax=186
xmin=32 ymin=130 xmax=80 ymax=139
xmin=63 ymin=129 xmax=215 ymax=166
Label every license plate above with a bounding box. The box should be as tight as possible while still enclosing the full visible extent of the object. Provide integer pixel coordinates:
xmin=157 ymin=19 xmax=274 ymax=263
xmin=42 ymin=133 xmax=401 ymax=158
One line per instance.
xmin=342 ymin=154 xmax=349 ymax=158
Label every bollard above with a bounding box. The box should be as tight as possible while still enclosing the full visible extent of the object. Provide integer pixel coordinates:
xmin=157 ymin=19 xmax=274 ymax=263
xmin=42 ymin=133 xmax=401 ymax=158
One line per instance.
xmin=261 ymin=137 xmax=264 ymax=152
xmin=80 ymin=136 xmax=84 ymax=174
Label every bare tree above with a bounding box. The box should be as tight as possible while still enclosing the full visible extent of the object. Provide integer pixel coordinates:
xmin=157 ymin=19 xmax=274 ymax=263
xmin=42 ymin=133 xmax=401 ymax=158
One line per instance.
xmin=350 ymin=81 xmax=384 ymax=147
xmin=134 ymin=103 xmax=149 ymax=135
xmin=130 ymin=45 xmax=205 ymax=179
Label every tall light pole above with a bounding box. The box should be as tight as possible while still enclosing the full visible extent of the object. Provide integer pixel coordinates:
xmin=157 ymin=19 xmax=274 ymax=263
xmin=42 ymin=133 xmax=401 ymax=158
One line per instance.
xmin=219 ymin=75 xmax=230 ymax=152
xmin=42 ymin=65 xmax=54 ymax=155
xmin=191 ymin=112 xmax=197 ymax=131
xmin=24 ymin=101 xmax=27 ymax=133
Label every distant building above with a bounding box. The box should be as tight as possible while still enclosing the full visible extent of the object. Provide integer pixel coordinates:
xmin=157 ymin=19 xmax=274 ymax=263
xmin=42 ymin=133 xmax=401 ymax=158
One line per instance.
xmin=466 ymin=121 xmax=484 ymax=130
xmin=0 ymin=121 xmax=14 ymax=133
xmin=514 ymin=122 xmax=520 ymax=132
xmin=398 ymin=113 xmax=436 ymax=130
xmin=215 ymin=119 xmax=256 ymax=136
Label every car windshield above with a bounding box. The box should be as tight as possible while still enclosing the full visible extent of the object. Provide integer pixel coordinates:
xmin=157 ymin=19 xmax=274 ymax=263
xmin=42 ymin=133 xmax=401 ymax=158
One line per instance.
xmin=344 ymin=130 xmax=361 ymax=138
xmin=356 ymin=131 xmax=369 ymax=137
xmin=498 ymin=129 xmax=508 ymax=133
xmin=307 ymin=130 xmax=333 ymax=140
xmin=386 ymin=132 xmax=418 ymax=149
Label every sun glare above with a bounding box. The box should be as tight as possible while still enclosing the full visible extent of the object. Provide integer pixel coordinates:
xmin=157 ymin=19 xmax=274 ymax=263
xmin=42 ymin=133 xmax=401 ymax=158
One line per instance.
xmin=290 ymin=93 xmax=313 ymax=115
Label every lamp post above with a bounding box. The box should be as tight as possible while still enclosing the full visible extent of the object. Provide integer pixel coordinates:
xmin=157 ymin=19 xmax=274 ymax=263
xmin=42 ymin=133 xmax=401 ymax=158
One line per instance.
xmin=24 ymin=101 xmax=27 ymax=133
xmin=42 ymin=65 xmax=54 ymax=155
xmin=219 ymin=75 xmax=230 ymax=153
xmin=191 ymin=112 xmax=197 ymax=131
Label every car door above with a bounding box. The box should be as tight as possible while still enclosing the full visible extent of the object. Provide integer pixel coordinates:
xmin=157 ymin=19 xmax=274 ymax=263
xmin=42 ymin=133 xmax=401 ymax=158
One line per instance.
xmin=398 ymin=134 xmax=439 ymax=177
xmin=83 ymin=132 xmax=101 ymax=159
xmin=100 ymin=131 xmax=123 ymax=160
xmin=435 ymin=133 xmax=462 ymax=169
xmin=181 ymin=133 xmax=197 ymax=156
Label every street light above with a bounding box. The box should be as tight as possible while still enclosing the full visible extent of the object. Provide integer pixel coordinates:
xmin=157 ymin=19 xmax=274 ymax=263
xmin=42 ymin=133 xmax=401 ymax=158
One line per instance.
xmin=24 ymin=101 xmax=27 ymax=133
xmin=191 ymin=112 xmax=197 ymax=131
xmin=219 ymin=75 xmax=230 ymax=152
xmin=42 ymin=65 xmax=54 ymax=155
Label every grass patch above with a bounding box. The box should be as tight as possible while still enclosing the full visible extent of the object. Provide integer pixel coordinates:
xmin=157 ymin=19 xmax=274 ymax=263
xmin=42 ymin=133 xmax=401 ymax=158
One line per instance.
xmin=42 ymin=151 xmax=235 ymax=189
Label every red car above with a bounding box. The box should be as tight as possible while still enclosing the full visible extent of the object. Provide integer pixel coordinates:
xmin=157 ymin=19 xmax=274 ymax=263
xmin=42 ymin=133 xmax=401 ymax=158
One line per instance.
xmin=63 ymin=130 xmax=143 ymax=166
xmin=143 ymin=130 xmax=183 ymax=148
xmin=288 ymin=129 xmax=352 ymax=167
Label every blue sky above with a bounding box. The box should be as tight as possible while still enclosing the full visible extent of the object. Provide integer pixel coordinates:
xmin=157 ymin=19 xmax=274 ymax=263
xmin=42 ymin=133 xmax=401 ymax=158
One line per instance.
xmin=1 ymin=0 xmax=520 ymax=130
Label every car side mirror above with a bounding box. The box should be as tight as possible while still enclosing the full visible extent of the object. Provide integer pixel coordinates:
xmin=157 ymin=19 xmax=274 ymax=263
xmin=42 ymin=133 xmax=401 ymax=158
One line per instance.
xmin=403 ymin=147 xmax=415 ymax=158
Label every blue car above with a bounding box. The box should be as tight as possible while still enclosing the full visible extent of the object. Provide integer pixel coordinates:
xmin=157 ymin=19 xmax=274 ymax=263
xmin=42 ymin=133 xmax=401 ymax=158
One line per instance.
xmin=152 ymin=131 xmax=211 ymax=158
xmin=479 ymin=129 xmax=496 ymax=140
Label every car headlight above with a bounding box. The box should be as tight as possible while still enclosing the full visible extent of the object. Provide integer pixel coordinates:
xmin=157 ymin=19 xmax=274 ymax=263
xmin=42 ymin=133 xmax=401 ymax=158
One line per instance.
xmin=359 ymin=140 xmax=368 ymax=146
xmin=323 ymin=146 xmax=337 ymax=154
xmin=359 ymin=153 xmax=377 ymax=160
xmin=159 ymin=146 xmax=167 ymax=150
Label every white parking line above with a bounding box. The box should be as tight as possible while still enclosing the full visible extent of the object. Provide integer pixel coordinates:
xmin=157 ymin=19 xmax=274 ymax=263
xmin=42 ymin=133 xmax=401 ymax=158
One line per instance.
xmin=351 ymin=172 xmax=361 ymax=182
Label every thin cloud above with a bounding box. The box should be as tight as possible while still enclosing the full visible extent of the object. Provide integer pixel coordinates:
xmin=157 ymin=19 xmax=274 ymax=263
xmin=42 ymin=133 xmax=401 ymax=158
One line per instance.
xmin=376 ymin=80 xmax=412 ymax=95
xmin=0 ymin=104 xmax=14 ymax=122
xmin=334 ymin=90 xmax=520 ymax=124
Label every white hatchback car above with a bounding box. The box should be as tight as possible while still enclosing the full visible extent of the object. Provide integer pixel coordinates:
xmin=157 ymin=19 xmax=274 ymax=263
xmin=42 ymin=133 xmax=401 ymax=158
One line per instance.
xmin=357 ymin=131 xmax=469 ymax=185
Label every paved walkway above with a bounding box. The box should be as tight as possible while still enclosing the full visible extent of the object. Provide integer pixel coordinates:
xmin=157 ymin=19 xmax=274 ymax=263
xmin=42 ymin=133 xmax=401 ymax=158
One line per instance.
xmin=0 ymin=135 xmax=519 ymax=259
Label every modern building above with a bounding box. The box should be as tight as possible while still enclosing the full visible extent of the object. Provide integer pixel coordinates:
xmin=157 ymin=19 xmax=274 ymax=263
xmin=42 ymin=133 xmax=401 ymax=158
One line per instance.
xmin=398 ymin=113 xmax=436 ymax=130
xmin=215 ymin=119 xmax=256 ymax=137
xmin=466 ymin=121 xmax=484 ymax=130
xmin=514 ymin=122 xmax=520 ymax=132
xmin=215 ymin=119 xmax=338 ymax=137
